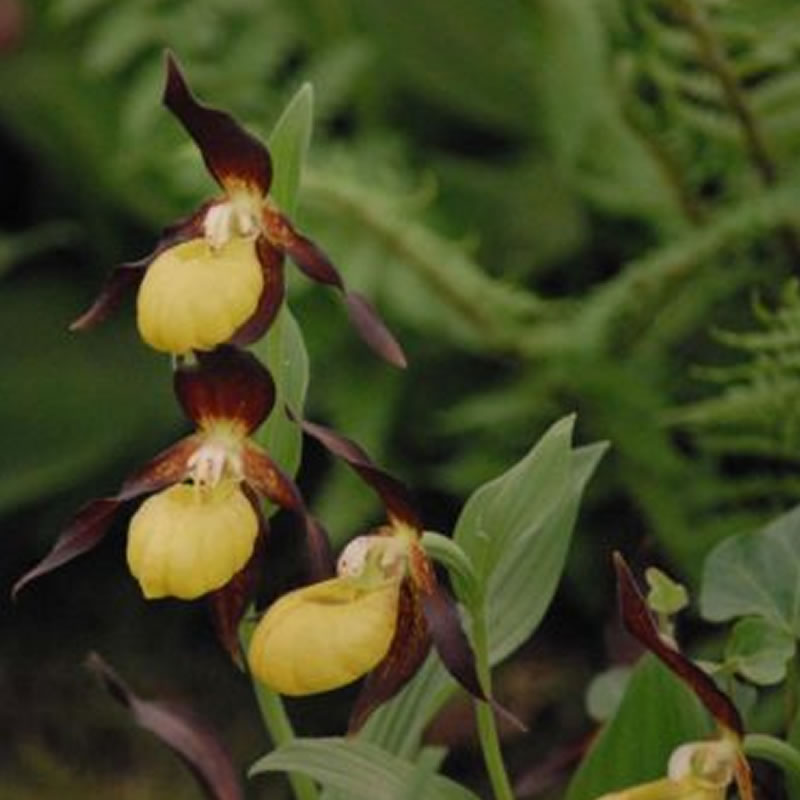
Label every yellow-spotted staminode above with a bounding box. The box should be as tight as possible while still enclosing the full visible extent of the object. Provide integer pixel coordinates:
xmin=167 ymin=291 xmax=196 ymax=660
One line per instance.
xmin=14 ymin=348 xmax=327 ymax=622
xmin=247 ymin=418 xmax=516 ymax=733
xmin=70 ymin=53 xmax=405 ymax=366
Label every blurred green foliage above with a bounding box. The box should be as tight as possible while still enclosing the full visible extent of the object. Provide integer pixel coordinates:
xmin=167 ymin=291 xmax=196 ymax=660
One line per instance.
xmin=5 ymin=0 xmax=800 ymax=795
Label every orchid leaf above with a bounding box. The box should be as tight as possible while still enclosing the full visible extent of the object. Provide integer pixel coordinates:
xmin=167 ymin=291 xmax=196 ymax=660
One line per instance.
xmin=250 ymin=738 xmax=479 ymax=800
xmin=359 ymin=417 xmax=605 ymax=757
xmin=252 ymin=81 xmax=314 ymax=477
xmin=565 ymin=656 xmax=713 ymax=800
xmin=700 ymin=503 xmax=800 ymax=636
xmin=268 ymin=82 xmax=313 ymax=217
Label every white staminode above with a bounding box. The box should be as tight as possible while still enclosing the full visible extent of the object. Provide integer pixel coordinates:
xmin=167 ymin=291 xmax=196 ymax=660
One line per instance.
xmin=203 ymin=194 xmax=260 ymax=251
xmin=668 ymin=739 xmax=736 ymax=786
xmin=187 ymin=436 xmax=243 ymax=489
xmin=337 ymin=536 xmax=372 ymax=578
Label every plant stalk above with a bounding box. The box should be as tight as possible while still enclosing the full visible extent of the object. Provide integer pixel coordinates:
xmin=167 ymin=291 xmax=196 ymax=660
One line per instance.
xmin=744 ymin=734 xmax=800 ymax=785
xmin=472 ymin=606 xmax=516 ymax=800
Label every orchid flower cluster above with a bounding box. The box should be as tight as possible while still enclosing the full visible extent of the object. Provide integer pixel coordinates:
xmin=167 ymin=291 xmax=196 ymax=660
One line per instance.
xmin=14 ymin=54 xmax=503 ymax=732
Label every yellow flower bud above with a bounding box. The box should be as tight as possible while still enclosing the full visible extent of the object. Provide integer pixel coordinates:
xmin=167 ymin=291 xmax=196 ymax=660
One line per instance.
xmin=137 ymin=236 xmax=263 ymax=354
xmin=248 ymin=577 xmax=401 ymax=695
xmin=127 ymin=481 xmax=258 ymax=599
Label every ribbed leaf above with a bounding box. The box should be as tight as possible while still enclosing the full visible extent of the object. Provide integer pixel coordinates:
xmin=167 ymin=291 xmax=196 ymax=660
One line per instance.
xmin=252 ymin=82 xmax=314 ymax=476
xmin=359 ymin=417 xmax=605 ymax=755
xmin=250 ymin=738 xmax=479 ymax=800
xmin=268 ymin=82 xmax=313 ymax=217
xmin=565 ymin=656 xmax=713 ymax=800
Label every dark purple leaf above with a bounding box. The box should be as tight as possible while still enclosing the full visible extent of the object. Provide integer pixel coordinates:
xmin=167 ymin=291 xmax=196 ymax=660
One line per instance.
xmin=12 ymin=498 xmax=121 ymax=599
xmin=614 ymin=553 xmax=743 ymax=735
xmin=292 ymin=415 xmax=421 ymax=529
xmin=87 ymin=653 xmax=244 ymax=800
xmin=174 ymin=347 xmax=275 ymax=434
xmin=163 ymin=52 xmax=272 ymax=195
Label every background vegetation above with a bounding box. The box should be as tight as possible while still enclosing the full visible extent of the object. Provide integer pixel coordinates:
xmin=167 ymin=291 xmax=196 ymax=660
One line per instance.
xmin=4 ymin=0 xmax=800 ymax=796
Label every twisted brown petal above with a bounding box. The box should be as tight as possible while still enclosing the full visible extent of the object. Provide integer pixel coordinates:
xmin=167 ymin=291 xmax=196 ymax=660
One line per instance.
xmin=87 ymin=653 xmax=244 ymax=800
xmin=292 ymin=415 xmax=420 ymax=530
xmin=614 ymin=553 xmax=744 ymax=735
xmin=264 ymin=210 xmax=406 ymax=367
xmin=174 ymin=347 xmax=275 ymax=434
xmin=12 ymin=498 xmax=121 ymax=599
xmin=13 ymin=436 xmax=200 ymax=599
xmin=348 ymin=579 xmax=431 ymax=733
xmin=70 ymin=203 xmax=210 ymax=332
xmin=229 ymin=239 xmax=286 ymax=347
xmin=242 ymin=442 xmax=333 ymax=580
xmin=163 ymin=52 xmax=272 ymax=194
xmin=208 ymin=497 xmax=268 ymax=666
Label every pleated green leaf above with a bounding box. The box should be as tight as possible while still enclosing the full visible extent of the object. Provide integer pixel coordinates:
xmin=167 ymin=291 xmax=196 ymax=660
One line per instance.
xmin=250 ymin=738 xmax=480 ymax=800
xmin=565 ymin=656 xmax=714 ymax=800
xmin=252 ymin=81 xmax=314 ymax=475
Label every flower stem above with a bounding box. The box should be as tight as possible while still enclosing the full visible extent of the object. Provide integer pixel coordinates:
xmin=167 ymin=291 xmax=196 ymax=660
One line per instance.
xmin=240 ymin=620 xmax=318 ymax=800
xmin=471 ymin=606 xmax=516 ymax=800
xmin=744 ymin=734 xmax=800 ymax=785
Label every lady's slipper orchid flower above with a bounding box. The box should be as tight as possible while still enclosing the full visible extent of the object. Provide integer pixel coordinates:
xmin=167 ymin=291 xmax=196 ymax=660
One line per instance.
xmin=71 ymin=53 xmax=406 ymax=366
xmin=13 ymin=347 xmax=330 ymax=658
xmin=603 ymin=556 xmax=754 ymax=800
xmin=248 ymin=418 xmax=517 ymax=732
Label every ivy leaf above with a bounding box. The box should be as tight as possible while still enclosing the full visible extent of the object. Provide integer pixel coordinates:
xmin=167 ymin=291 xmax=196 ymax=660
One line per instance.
xmin=700 ymin=503 xmax=800 ymax=635
xmin=250 ymin=738 xmax=480 ymax=800
xmin=725 ymin=617 xmax=796 ymax=686
xmin=565 ymin=656 xmax=713 ymax=800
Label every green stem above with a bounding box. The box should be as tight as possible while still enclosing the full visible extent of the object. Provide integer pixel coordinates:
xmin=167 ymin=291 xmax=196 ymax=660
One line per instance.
xmin=744 ymin=734 xmax=800 ymax=784
xmin=471 ymin=606 xmax=515 ymax=800
xmin=240 ymin=622 xmax=318 ymax=800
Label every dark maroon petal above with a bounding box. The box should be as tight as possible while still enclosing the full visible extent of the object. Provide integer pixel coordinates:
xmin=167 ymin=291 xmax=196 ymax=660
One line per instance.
xmin=70 ymin=203 xmax=209 ymax=332
xmin=292 ymin=415 xmax=421 ymax=530
xmin=208 ymin=499 xmax=267 ymax=666
xmin=229 ymin=238 xmax=286 ymax=347
xmin=614 ymin=553 xmax=743 ymax=735
xmin=175 ymin=346 xmax=275 ymax=434
xmin=421 ymin=584 xmax=526 ymax=732
xmin=348 ymin=579 xmax=431 ymax=734
xmin=87 ymin=653 xmax=244 ymax=800
xmin=344 ymin=292 xmax=407 ymax=368
xmin=242 ymin=442 xmax=333 ymax=579
xmin=69 ymin=262 xmax=146 ymax=331
xmin=163 ymin=52 xmax=272 ymax=194
xmin=118 ymin=435 xmax=199 ymax=501
xmin=12 ymin=498 xmax=121 ymax=599
xmin=264 ymin=211 xmax=343 ymax=288
xmin=264 ymin=210 xmax=406 ymax=367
